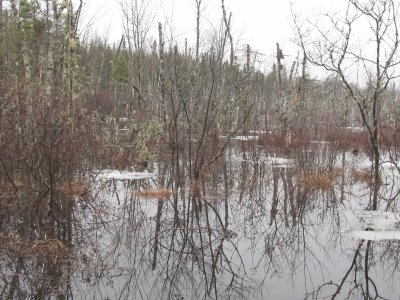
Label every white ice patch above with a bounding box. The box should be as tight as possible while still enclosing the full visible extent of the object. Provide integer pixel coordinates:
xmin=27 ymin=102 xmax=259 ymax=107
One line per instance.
xmin=350 ymin=230 xmax=400 ymax=241
xmin=381 ymin=160 xmax=400 ymax=170
xmin=345 ymin=126 xmax=364 ymax=132
xmin=356 ymin=210 xmax=400 ymax=230
xmin=229 ymin=135 xmax=259 ymax=141
xmin=96 ymin=169 xmax=157 ymax=181
xmin=249 ymin=130 xmax=270 ymax=134
xmin=348 ymin=210 xmax=400 ymax=241
xmin=310 ymin=140 xmax=330 ymax=144
xmin=267 ymin=156 xmax=295 ymax=167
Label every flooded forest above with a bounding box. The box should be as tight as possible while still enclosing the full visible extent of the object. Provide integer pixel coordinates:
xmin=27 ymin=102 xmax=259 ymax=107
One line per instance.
xmin=1 ymin=0 xmax=400 ymax=299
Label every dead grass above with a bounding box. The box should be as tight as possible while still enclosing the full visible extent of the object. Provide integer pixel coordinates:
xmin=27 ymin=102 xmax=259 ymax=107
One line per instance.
xmin=0 ymin=234 xmax=72 ymax=261
xmin=298 ymin=168 xmax=341 ymax=190
xmin=351 ymin=168 xmax=373 ymax=185
xmin=135 ymin=188 xmax=171 ymax=198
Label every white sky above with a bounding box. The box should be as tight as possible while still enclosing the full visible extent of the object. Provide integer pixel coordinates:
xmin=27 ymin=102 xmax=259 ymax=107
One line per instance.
xmin=79 ymin=0 xmax=349 ymax=68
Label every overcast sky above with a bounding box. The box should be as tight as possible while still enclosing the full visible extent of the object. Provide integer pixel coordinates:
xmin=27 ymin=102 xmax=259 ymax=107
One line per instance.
xmin=79 ymin=0 xmax=348 ymax=68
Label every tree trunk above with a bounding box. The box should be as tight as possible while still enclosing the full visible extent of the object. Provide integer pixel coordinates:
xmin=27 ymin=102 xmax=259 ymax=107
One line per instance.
xmin=221 ymin=0 xmax=234 ymax=66
xmin=158 ymin=22 xmax=167 ymax=129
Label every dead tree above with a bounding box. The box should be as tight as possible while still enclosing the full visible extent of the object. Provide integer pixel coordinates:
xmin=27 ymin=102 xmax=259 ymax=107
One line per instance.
xmin=294 ymin=0 xmax=400 ymax=209
xmin=275 ymin=43 xmax=302 ymax=149
xmin=221 ymin=0 xmax=234 ymax=66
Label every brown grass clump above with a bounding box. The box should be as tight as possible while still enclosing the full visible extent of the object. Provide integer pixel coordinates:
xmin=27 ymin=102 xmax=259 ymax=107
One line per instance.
xmin=135 ymin=188 xmax=171 ymax=198
xmin=298 ymin=169 xmax=340 ymax=190
xmin=0 ymin=235 xmax=72 ymax=261
xmin=59 ymin=180 xmax=90 ymax=197
xmin=351 ymin=168 xmax=373 ymax=185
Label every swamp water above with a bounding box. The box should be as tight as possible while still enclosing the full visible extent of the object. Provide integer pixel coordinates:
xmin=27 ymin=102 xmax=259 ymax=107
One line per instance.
xmin=2 ymin=142 xmax=400 ymax=299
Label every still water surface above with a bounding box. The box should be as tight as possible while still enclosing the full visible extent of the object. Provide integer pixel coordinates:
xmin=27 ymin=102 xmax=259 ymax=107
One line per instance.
xmin=2 ymin=144 xmax=400 ymax=299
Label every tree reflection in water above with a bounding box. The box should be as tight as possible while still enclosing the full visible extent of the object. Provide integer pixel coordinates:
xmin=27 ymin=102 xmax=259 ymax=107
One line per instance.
xmin=1 ymin=145 xmax=400 ymax=299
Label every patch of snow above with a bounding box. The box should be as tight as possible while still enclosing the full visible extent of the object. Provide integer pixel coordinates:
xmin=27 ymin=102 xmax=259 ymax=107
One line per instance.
xmin=350 ymin=230 xmax=400 ymax=241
